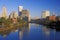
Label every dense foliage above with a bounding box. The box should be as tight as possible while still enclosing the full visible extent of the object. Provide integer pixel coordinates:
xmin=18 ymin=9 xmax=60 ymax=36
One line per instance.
xmin=0 ymin=17 xmax=27 ymax=28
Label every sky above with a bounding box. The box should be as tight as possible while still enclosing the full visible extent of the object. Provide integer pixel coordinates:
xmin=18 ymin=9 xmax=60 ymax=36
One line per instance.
xmin=0 ymin=0 xmax=60 ymax=18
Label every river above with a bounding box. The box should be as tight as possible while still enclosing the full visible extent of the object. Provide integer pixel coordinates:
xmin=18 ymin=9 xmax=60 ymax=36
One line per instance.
xmin=0 ymin=23 xmax=60 ymax=40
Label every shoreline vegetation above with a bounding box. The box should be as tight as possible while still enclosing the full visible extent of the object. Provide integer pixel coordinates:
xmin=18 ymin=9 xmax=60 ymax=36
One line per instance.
xmin=0 ymin=17 xmax=27 ymax=32
xmin=30 ymin=19 xmax=60 ymax=30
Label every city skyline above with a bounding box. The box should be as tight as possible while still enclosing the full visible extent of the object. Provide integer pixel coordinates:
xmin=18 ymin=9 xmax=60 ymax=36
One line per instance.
xmin=0 ymin=0 xmax=60 ymax=18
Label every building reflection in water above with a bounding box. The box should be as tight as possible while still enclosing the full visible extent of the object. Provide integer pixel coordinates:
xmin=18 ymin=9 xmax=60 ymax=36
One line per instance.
xmin=0 ymin=23 xmax=30 ymax=40
xmin=42 ymin=26 xmax=50 ymax=36
xmin=18 ymin=23 xmax=30 ymax=40
xmin=42 ymin=26 xmax=56 ymax=40
xmin=19 ymin=31 xmax=23 ymax=40
xmin=42 ymin=26 xmax=51 ymax=40
xmin=42 ymin=26 xmax=56 ymax=35
xmin=35 ymin=24 xmax=39 ymax=26
xmin=27 ymin=23 xmax=30 ymax=32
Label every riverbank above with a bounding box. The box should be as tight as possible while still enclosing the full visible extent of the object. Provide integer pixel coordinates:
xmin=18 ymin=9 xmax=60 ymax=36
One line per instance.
xmin=0 ymin=22 xmax=27 ymax=32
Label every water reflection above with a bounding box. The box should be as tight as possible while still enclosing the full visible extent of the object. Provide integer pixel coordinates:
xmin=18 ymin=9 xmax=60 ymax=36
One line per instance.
xmin=19 ymin=30 xmax=23 ymax=40
xmin=42 ymin=25 xmax=57 ymax=40
xmin=27 ymin=23 xmax=30 ymax=32
xmin=19 ymin=23 xmax=30 ymax=40
xmin=0 ymin=23 xmax=60 ymax=40
xmin=42 ymin=26 xmax=50 ymax=36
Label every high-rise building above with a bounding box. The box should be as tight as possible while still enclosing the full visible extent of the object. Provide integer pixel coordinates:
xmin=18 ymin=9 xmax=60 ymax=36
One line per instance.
xmin=21 ymin=10 xmax=31 ymax=22
xmin=18 ymin=6 xmax=31 ymax=22
xmin=41 ymin=10 xmax=50 ymax=18
xmin=2 ymin=6 xmax=7 ymax=18
xmin=9 ymin=11 xmax=18 ymax=19
xmin=0 ymin=14 xmax=2 ymax=18
xmin=18 ymin=6 xmax=23 ymax=16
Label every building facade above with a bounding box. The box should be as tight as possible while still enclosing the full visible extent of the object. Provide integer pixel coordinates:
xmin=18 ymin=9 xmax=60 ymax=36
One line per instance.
xmin=21 ymin=10 xmax=31 ymax=22
xmin=2 ymin=6 xmax=7 ymax=18
xmin=18 ymin=6 xmax=30 ymax=22
xmin=41 ymin=10 xmax=50 ymax=18
xmin=49 ymin=15 xmax=56 ymax=21
xmin=9 ymin=11 xmax=18 ymax=19
xmin=18 ymin=6 xmax=23 ymax=16
xmin=56 ymin=16 xmax=60 ymax=21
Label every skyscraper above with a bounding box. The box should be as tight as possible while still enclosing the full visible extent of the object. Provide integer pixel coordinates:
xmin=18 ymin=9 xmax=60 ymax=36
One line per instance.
xmin=21 ymin=10 xmax=31 ymax=22
xmin=41 ymin=10 xmax=50 ymax=18
xmin=18 ymin=6 xmax=23 ymax=16
xmin=18 ymin=6 xmax=31 ymax=22
xmin=0 ymin=14 xmax=1 ymax=18
xmin=2 ymin=6 xmax=7 ymax=18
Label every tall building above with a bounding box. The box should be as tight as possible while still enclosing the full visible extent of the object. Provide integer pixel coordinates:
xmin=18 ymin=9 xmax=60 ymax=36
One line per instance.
xmin=18 ymin=6 xmax=31 ymax=22
xmin=21 ymin=10 xmax=31 ymax=22
xmin=0 ymin=14 xmax=2 ymax=18
xmin=18 ymin=6 xmax=23 ymax=16
xmin=41 ymin=10 xmax=50 ymax=18
xmin=2 ymin=6 xmax=7 ymax=18
xmin=9 ymin=11 xmax=18 ymax=19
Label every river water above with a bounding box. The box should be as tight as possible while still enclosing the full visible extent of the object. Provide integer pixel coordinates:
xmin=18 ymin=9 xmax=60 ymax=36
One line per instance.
xmin=0 ymin=23 xmax=60 ymax=40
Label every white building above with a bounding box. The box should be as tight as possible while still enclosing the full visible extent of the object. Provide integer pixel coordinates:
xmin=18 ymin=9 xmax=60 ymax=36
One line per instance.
xmin=18 ymin=6 xmax=23 ymax=12
xmin=18 ymin=6 xmax=23 ymax=16
xmin=0 ymin=14 xmax=2 ymax=18
xmin=2 ymin=6 xmax=7 ymax=18
xmin=41 ymin=10 xmax=50 ymax=18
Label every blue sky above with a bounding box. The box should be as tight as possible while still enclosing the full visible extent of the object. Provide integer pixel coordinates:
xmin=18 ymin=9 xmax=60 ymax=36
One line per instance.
xmin=0 ymin=0 xmax=60 ymax=18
